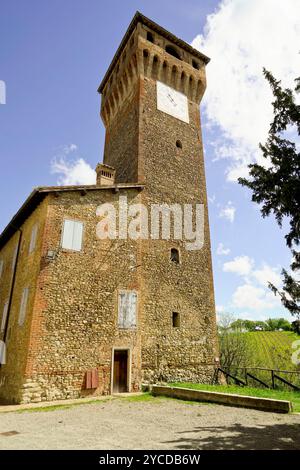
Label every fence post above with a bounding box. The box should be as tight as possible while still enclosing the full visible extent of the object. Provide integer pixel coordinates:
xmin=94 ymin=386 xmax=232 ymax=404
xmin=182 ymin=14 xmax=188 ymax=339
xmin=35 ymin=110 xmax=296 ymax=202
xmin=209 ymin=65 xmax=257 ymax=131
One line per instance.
xmin=271 ymin=369 xmax=275 ymax=389
xmin=244 ymin=368 xmax=248 ymax=386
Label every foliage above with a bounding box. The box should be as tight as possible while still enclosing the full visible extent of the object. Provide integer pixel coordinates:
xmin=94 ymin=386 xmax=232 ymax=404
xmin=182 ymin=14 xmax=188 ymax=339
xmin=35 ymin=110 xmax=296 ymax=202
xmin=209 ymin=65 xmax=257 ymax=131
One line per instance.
xmin=230 ymin=317 xmax=292 ymax=332
xmin=218 ymin=313 xmax=252 ymax=370
xmin=238 ymin=69 xmax=300 ymax=316
xmin=291 ymin=319 xmax=300 ymax=334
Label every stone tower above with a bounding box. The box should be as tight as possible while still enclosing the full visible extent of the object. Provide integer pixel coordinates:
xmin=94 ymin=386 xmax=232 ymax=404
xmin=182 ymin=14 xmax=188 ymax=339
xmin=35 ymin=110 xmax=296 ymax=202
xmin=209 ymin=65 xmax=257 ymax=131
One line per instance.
xmin=99 ymin=12 xmax=218 ymax=383
xmin=0 ymin=12 xmax=218 ymax=405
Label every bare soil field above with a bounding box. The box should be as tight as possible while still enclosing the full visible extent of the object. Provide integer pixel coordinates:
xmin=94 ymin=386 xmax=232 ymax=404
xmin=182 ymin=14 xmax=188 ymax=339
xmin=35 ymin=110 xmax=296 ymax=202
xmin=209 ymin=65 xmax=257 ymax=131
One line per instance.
xmin=0 ymin=395 xmax=299 ymax=450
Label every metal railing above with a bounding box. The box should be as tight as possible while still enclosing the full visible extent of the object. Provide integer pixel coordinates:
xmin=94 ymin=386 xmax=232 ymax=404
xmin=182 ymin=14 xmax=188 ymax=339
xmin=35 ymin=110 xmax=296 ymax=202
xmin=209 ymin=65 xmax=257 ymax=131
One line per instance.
xmin=215 ymin=366 xmax=300 ymax=391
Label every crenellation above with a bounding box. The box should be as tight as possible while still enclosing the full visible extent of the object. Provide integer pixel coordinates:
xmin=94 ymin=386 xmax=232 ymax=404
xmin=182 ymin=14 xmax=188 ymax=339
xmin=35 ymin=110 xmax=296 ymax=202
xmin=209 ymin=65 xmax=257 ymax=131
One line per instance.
xmin=0 ymin=12 xmax=217 ymax=405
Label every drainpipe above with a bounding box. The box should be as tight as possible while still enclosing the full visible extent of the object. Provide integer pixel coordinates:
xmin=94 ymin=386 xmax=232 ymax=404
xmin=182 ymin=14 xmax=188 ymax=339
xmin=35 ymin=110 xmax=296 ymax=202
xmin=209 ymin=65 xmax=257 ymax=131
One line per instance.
xmin=0 ymin=227 xmax=23 ymax=368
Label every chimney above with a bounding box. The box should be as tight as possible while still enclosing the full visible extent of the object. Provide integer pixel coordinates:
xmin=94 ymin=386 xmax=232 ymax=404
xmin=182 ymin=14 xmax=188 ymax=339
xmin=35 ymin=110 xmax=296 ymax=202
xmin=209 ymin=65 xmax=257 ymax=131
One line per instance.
xmin=95 ymin=163 xmax=116 ymax=186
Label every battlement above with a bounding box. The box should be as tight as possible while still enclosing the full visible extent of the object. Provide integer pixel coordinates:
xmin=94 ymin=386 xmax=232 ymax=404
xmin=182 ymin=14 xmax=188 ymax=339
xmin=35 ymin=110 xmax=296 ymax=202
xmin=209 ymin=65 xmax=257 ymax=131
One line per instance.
xmin=99 ymin=12 xmax=208 ymax=127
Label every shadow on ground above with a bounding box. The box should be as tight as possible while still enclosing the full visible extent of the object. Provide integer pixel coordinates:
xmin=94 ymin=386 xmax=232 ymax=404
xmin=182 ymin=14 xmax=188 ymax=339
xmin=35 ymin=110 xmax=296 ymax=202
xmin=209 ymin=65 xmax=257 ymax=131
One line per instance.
xmin=163 ymin=422 xmax=300 ymax=450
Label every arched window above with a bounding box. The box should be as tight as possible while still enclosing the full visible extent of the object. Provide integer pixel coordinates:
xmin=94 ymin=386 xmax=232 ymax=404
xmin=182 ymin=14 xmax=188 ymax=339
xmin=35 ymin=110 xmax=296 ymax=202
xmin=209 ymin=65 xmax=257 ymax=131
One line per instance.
xmin=170 ymin=248 xmax=180 ymax=263
xmin=192 ymin=59 xmax=200 ymax=70
xmin=147 ymin=31 xmax=154 ymax=43
xmin=165 ymin=45 xmax=181 ymax=60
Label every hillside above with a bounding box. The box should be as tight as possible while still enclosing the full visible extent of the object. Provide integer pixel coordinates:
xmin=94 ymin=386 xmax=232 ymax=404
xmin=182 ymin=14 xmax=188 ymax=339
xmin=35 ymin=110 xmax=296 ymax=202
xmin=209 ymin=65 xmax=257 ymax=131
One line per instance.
xmin=245 ymin=331 xmax=299 ymax=370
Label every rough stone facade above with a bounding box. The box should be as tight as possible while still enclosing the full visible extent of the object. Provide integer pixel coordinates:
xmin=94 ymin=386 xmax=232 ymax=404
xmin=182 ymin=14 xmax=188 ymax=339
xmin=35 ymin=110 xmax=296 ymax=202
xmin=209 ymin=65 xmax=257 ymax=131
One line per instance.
xmin=0 ymin=12 xmax=218 ymax=404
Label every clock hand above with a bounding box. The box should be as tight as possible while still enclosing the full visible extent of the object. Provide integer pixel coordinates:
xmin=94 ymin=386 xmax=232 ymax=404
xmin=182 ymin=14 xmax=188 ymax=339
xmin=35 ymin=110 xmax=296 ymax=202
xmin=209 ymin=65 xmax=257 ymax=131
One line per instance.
xmin=167 ymin=93 xmax=177 ymax=106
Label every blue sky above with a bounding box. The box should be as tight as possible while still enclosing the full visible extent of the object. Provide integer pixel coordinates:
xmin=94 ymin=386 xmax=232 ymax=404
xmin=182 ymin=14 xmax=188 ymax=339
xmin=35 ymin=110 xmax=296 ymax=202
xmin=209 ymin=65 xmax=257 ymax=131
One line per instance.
xmin=0 ymin=0 xmax=299 ymax=321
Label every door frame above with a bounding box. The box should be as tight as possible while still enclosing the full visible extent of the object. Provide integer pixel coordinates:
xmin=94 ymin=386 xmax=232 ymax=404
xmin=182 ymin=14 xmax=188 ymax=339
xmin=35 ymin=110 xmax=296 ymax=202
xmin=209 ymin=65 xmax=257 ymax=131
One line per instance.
xmin=111 ymin=347 xmax=131 ymax=394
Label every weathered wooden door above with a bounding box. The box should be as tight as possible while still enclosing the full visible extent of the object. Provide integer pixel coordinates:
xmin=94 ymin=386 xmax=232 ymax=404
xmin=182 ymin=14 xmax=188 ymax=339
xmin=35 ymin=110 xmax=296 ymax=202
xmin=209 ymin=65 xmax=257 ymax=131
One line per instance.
xmin=113 ymin=350 xmax=128 ymax=393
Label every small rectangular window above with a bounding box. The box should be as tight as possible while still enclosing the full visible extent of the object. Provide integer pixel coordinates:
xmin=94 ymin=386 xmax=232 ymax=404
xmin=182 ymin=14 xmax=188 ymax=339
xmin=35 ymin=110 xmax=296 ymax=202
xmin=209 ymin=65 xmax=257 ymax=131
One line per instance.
xmin=1 ymin=301 xmax=9 ymax=332
xmin=61 ymin=219 xmax=83 ymax=251
xmin=29 ymin=224 xmax=38 ymax=254
xmin=172 ymin=312 xmax=180 ymax=328
xmin=118 ymin=291 xmax=137 ymax=328
xmin=0 ymin=259 xmax=3 ymax=278
xmin=18 ymin=288 xmax=29 ymax=326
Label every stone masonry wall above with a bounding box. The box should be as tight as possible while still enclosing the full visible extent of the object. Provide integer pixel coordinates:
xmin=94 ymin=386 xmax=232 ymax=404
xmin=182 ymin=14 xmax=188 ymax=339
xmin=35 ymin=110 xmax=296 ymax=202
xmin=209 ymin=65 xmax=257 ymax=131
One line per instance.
xmin=0 ymin=198 xmax=49 ymax=404
xmin=19 ymin=188 xmax=143 ymax=403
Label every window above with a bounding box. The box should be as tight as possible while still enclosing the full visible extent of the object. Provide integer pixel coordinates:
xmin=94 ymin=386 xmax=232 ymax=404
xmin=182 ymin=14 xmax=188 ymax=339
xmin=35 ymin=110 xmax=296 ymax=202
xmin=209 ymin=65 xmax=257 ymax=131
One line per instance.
xmin=171 ymin=248 xmax=180 ymax=264
xmin=18 ymin=287 xmax=29 ymax=326
xmin=118 ymin=291 xmax=137 ymax=328
xmin=11 ymin=245 xmax=18 ymax=271
xmin=29 ymin=224 xmax=38 ymax=254
xmin=1 ymin=301 xmax=9 ymax=332
xmin=165 ymin=45 xmax=181 ymax=60
xmin=176 ymin=140 xmax=182 ymax=149
xmin=61 ymin=219 xmax=83 ymax=251
xmin=146 ymin=31 xmax=154 ymax=43
xmin=0 ymin=259 xmax=3 ymax=278
xmin=192 ymin=59 xmax=200 ymax=70
xmin=172 ymin=312 xmax=180 ymax=328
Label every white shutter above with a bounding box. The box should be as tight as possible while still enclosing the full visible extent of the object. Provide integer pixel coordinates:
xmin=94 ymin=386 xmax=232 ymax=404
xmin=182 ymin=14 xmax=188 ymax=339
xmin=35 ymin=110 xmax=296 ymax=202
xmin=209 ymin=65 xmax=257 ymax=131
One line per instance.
xmin=72 ymin=221 xmax=83 ymax=251
xmin=11 ymin=245 xmax=18 ymax=271
xmin=118 ymin=291 xmax=137 ymax=328
xmin=18 ymin=288 xmax=29 ymax=326
xmin=61 ymin=220 xmax=83 ymax=251
xmin=0 ymin=259 xmax=3 ymax=278
xmin=29 ymin=224 xmax=38 ymax=253
xmin=1 ymin=301 xmax=9 ymax=332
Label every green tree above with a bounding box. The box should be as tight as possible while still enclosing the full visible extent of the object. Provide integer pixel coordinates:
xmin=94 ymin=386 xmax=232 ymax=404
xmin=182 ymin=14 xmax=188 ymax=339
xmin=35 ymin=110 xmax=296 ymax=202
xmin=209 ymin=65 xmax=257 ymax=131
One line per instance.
xmin=218 ymin=313 xmax=251 ymax=370
xmin=239 ymin=69 xmax=300 ymax=317
xmin=265 ymin=317 xmax=291 ymax=331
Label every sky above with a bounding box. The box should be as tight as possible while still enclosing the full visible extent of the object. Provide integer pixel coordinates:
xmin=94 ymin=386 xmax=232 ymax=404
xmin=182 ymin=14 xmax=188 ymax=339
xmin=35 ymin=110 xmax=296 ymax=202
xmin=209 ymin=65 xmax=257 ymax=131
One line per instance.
xmin=0 ymin=0 xmax=299 ymax=321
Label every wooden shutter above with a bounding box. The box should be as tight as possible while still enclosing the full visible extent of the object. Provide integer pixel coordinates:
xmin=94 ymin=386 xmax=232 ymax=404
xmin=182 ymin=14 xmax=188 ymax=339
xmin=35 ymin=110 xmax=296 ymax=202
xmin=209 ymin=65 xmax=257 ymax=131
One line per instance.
xmin=18 ymin=288 xmax=29 ymax=326
xmin=72 ymin=221 xmax=83 ymax=251
xmin=0 ymin=340 xmax=6 ymax=364
xmin=118 ymin=291 xmax=137 ymax=328
xmin=85 ymin=369 xmax=99 ymax=389
xmin=11 ymin=245 xmax=18 ymax=271
xmin=61 ymin=220 xmax=83 ymax=251
xmin=86 ymin=370 xmax=92 ymax=389
xmin=29 ymin=224 xmax=38 ymax=253
xmin=1 ymin=301 xmax=9 ymax=332
xmin=91 ymin=369 xmax=99 ymax=388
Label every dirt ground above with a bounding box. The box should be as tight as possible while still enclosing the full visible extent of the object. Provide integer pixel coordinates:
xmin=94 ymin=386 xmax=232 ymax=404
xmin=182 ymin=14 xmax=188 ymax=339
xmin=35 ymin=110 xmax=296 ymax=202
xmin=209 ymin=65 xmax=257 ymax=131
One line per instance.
xmin=0 ymin=395 xmax=299 ymax=450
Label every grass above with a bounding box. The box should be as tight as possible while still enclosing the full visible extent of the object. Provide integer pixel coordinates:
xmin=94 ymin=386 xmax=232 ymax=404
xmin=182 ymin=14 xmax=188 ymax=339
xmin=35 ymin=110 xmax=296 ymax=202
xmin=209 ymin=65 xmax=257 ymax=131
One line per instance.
xmin=120 ymin=392 xmax=208 ymax=406
xmin=11 ymin=392 xmax=209 ymax=413
xmin=244 ymin=331 xmax=300 ymax=370
xmin=14 ymin=397 xmax=113 ymax=413
xmin=170 ymin=382 xmax=300 ymax=413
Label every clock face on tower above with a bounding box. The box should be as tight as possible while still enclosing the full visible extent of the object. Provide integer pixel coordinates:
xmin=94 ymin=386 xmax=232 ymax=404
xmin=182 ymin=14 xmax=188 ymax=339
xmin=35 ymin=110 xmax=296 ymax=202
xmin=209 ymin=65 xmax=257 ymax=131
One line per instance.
xmin=156 ymin=81 xmax=189 ymax=124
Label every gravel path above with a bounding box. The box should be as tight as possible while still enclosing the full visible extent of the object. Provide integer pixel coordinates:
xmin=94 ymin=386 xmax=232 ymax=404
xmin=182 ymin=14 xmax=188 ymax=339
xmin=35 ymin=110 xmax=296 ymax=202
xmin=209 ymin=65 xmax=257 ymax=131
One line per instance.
xmin=0 ymin=396 xmax=299 ymax=450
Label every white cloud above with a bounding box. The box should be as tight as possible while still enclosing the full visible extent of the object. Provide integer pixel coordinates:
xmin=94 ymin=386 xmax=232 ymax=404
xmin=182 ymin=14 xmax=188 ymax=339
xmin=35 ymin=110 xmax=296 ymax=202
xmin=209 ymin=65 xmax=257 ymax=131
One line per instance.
xmin=192 ymin=0 xmax=300 ymax=181
xmin=51 ymin=145 xmax=96 ymax=185
xmin=232 ymin=283 xmax=280 ymax=311
xmin=216 ymin=305 xmax=225 ymax=313
xmin=208 ymin=194 xmax=216 ymax=204
xmin=219 ymin=201 xmax=236 ymax=222
xmin=223 ymin=255 xmax=284 ymax=313
xmin=223 ymin=255 xmax=254 ymax=276
xmin=252 ymin=263 xmax=282 ymax=287
xmin=63 ymin=143 xmax=78 ymax=154
xmin=51 ymin=157 xmax=96 ymax=185
xmin=217 ymin=242 xmax=230 ymax=255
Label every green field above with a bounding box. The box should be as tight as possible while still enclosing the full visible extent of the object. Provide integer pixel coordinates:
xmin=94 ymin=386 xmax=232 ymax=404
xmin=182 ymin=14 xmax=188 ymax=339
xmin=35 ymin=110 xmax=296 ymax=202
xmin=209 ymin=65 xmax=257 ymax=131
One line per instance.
xmin=244 ymin=331 xmax=299 ymax=370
